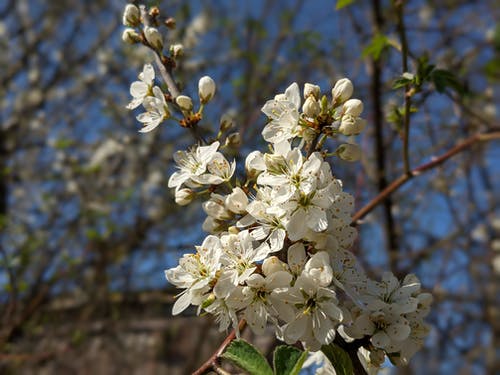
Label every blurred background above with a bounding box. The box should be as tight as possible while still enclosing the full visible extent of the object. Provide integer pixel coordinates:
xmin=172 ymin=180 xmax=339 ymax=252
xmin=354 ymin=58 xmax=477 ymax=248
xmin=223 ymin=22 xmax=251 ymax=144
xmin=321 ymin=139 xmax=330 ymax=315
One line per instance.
xmin=0 ymin=0 xmax=498 ymax=374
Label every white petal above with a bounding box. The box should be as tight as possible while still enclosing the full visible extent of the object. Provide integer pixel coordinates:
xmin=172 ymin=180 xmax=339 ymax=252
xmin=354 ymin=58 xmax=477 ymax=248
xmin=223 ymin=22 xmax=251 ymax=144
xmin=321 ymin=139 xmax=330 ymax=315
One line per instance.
xmin=286 ymin=210 xmax=308 ymax=241
xmin=284 ymin=82 xmax=301 ymax=109
xmin=284 ymin=315 xmax=308 ymax=343
xmin=172 ymin=291 xmax=191 ymax=315
xmin=371 ymin=331 xmax=390 ymax=348
xmin=130 ymin=81 xmax=148 ymax=98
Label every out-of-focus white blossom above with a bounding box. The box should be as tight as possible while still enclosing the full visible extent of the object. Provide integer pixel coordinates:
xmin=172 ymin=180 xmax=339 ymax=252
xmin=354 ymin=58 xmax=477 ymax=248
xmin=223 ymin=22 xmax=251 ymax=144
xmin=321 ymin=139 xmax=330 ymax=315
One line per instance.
xmin=337 ymin=143 xmax=361 ymax=162
xmin=170 ymin=43 xmax=184 ymax=58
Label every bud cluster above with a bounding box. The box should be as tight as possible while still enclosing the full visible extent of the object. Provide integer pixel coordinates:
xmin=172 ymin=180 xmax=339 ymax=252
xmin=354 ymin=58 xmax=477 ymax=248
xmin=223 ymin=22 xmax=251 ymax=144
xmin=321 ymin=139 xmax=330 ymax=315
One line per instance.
xmin=261 ymin=80 xmax=365 ymax=162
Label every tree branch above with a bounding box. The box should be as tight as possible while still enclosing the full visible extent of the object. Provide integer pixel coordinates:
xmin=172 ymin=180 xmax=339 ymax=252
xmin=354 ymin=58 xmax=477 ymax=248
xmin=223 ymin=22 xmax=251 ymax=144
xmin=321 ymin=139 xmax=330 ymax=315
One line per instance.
xmin=352 ymin=131 xmax=500 ymax=224
xmin=192 ymin=319 xmax=247 ymax=375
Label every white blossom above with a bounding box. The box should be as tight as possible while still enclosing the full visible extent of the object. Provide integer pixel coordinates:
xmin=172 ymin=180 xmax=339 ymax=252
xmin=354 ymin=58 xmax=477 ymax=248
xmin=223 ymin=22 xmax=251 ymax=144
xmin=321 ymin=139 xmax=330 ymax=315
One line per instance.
xmin=261 ymin=83 xmax=301 ymax=143
xmin=126 ymin=64 xmax=155 ymax=110
xmin=136 ymin=86 xmax=170 ymax=132
xmin=168 ymin=141 xmax=220 ymax=190
xmin=272 ymin=273 xmax=343 ymax=350
xmin=164 ymin=235 xmax=223 ymax=315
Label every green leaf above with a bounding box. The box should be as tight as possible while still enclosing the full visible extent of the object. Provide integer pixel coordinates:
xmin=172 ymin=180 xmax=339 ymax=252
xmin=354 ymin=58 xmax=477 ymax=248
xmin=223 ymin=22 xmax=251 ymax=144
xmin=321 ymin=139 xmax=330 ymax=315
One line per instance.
xmin=222 ymin=339 xmax=273 ymax=375
xmin=362 ymin=33 xmax=389 ymax=61
xmin=321 ymin=344 xmax=354 ymax=375
xmin=393 ymin=73 xmax=414 ymax=89
xmin=483 ymin=57 xmax=500 ymax=82
xmin=336 ymin=0 xmax=355 ymax=10
xmin=430 ymin=69 xmax=465 ymax=95
xmin=273 ymin=345 xmax=308 ymax=375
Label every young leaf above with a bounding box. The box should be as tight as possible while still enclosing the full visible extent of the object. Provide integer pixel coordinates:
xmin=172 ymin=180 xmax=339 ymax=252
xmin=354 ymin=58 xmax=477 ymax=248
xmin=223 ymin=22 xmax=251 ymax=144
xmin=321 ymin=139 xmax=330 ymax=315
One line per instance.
xmin=430 ymin=69 xmax=465 ymax=95
xmin=393 ymin=73 xmax=414 ymax=89
xmin=362 ymin=33 xmax=389 ymax=61
xmin=321 ymin=344 xmax=354 ymax=375
xmin=273 ymin=345 xmax=308 ymax=375
xmin=222 ymin=339 xmax=273 ymax=375
xmin=336 ymin=0 xmax=355 ymax=10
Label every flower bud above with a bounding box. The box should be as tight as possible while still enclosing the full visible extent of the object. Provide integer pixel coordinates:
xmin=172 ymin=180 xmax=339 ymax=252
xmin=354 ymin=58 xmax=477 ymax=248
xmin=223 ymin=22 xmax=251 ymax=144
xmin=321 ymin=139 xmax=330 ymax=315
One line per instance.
xmin=202 ymin=217 xmax=223 ymax=233
xmin=225 ymin=132 xmax=241 ymax=148
xmin=165 ymin=17 xmax=176 ymax=29
xmin=122 ymin=4 xmax=140 ymax=27
xmin=332 ymin=78 xmax=353 ymax=103
xmin=245 ymin=150 xmax=265 ymax=178
xmin=198 ymin=76 xmax=216 ymax=103
xmin=122 ymin=28 xmax=140 ymax=44
xmin=337 ymin=143 xmax=361 ymax=162
xmin=302 ymin=96 xmax=320 ymax=117
xmin=219 ymin=112 xmax=235 ymax=132
xmin=170 ymin=43 xmax=184 ymax=58
xmin=175 ymin=188 xmax=194 ymax=206
xmin=225 ymin=187 xmax=248 ymax=214
xmin=342 ymin=98 xmax=363 ymax=117
xmin=175 ymin=95 xmax=193 ymax=111
xmin=262 ymin=256 xmax=287 ymax=276
xmin=339 ymin=116 xmax=366 ymax=136
xmin=144 ymin=26 xmax=163 ymax=51
xmin=304 ymin=83 xmax=320 ymax=99
xmin=203 ymin=195 xmax=231 ymax=220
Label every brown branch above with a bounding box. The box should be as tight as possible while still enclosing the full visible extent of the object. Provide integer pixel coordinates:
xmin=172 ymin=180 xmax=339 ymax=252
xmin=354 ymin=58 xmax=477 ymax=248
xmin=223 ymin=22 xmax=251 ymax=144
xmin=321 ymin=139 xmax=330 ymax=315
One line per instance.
xmin=352 ymin=131 xmax=500 ymax=224
xmin=369 ymin=0 xmax=398 ymax=262
xmin=395 ymin=0 xmax=412 ymax=175
xmin=192 ymin=319 xmax=247 ymax=375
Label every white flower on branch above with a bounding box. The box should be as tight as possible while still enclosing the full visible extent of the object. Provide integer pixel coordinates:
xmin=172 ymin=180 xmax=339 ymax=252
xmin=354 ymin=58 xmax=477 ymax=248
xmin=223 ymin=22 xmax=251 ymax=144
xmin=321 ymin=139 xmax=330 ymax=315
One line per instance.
xmin=164 ymin=235 xmax=223 ymax=315
xmin=126 ymin=63 xmax=155 ymax=110
xmin=261 ymin=83 xmax=301 ymax=144
xmin=167 ymin=141 xmax=220 ymax=190
xmin=136 ymin=86 xmax=170 ymax=132
xmin=272 ymin=271 xmax=343 ymax=351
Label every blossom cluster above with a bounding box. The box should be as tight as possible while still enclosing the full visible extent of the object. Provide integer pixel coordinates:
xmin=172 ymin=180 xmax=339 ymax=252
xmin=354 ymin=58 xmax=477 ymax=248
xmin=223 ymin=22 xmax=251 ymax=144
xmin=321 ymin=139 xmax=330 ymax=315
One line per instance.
xmin=122 ymin=3 xmax=432 ymax=372
xmin=161 ymin=80 xmax=432 ymax=366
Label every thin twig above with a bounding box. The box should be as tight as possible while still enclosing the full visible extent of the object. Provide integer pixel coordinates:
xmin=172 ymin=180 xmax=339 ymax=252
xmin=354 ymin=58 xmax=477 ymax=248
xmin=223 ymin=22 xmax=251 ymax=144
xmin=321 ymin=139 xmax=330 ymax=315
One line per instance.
xmin=139 ymin=5 xmax=206 ymax=144
xmin=192 ymin=319 xmax=247 ymax=375
xmin=352 ymin=131 xmax=500 ymax=224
